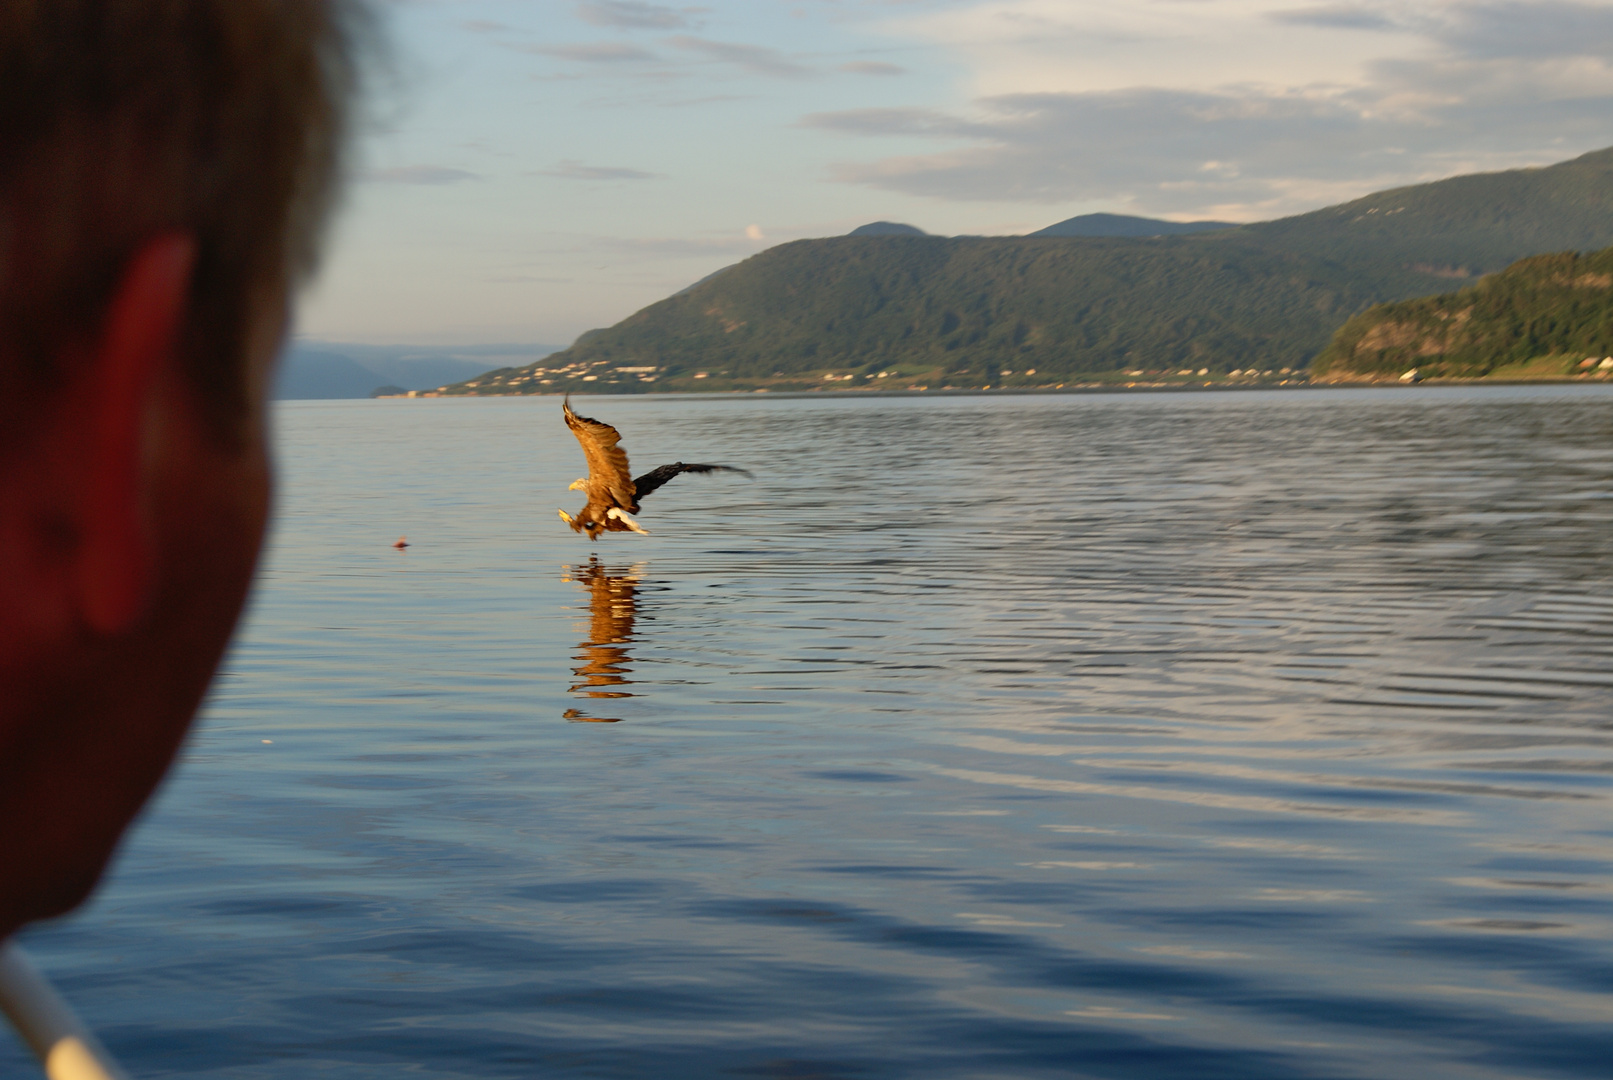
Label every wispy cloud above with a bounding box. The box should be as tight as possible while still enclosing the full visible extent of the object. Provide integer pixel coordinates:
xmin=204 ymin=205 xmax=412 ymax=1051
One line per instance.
xmin=598 ymin=234 xmax=770 ymax=257
xmin=530 ymin=41 xmax=661 ymax=63
xmin=576 ymin=1 xmax=697 ymax=30
xmin=1268 ymin=4 xmax=1400 ymax=31
xmin=534 ymin=160 xmax=663 ymax=181
xmin=810 ymin=0 xmax=1613 ymax=217
xmin=807 ymin=71 xmax=1613 ymax=216
xmin=805 ymin=106 xmax=979 ymax=139
xmin=361 ymin=165 xmax=482 ymax=185
xmin=840 ymin=60 xmax=906 ymax=76
xmin=667 ymin=36 xmax=814 ymax=78
xmin=1435 ymin=0 xmax=1613 ymax=60
xmin=1269 ymin=0 xmax=1613 ymax=52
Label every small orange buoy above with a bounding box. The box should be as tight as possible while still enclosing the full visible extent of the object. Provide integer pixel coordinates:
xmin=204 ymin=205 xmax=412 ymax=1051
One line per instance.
xmin=393 ymin=536 xmax=409 ymax=549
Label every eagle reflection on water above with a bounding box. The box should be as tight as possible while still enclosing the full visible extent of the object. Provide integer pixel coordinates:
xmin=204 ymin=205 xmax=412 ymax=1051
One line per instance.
xmin=562 ymin=557 xmax=646 ymax=723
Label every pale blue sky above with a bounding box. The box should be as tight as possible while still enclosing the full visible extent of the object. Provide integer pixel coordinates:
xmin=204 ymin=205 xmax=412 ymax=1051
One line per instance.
xmin=295 ymin=0 xmax=1613 ymax=345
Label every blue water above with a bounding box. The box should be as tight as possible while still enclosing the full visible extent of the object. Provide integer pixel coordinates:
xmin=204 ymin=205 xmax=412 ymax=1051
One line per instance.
xmin=7 ymin=386 xmax=1613 ymax=1079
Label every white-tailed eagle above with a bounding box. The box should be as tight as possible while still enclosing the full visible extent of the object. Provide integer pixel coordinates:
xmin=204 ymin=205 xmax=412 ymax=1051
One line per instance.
xmin=559 ymin=397 xmax=751 ymax=539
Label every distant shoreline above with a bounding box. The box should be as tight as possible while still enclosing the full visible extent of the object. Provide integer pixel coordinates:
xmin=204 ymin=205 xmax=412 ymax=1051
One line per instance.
xmin=365 ymin=375 xmax=1613 ymax=402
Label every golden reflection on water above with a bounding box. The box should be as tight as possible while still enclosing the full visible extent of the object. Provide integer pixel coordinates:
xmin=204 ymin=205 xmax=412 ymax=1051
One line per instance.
xmin=562 ymin=557 xmax=643 ymax=723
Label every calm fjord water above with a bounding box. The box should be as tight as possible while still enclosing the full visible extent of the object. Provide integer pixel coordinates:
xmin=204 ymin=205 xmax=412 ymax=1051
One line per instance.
xmin=9 ymin=387 xmax=1613 ymax=1079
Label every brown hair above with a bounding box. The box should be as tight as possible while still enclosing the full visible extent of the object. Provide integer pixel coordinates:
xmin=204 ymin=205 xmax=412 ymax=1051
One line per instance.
xmin=0 ymin=0 xmax=364 ymax=432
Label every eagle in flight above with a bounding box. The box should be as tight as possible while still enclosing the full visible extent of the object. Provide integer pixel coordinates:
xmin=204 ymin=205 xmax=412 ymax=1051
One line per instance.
xmin=559 ymin=397 xmax=751 ymax=539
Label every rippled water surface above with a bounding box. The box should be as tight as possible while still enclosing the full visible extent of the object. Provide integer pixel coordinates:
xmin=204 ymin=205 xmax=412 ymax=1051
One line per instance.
xmin=9 ymin=386 xmax=1613 ymax=1079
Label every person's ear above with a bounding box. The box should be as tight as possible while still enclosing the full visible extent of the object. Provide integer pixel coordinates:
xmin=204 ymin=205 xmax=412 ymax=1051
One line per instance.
xmin=75 ymin=233 xmax=196 ymax=635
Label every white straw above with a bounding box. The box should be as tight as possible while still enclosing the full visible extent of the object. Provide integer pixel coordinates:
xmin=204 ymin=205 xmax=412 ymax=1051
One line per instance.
xmin=0 ymin=941 xmax=130 ymax=1080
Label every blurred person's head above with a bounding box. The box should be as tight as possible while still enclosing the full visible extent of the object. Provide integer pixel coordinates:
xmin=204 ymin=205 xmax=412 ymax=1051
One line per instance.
xmin=0 ymin=0 xmax=363 ymax=939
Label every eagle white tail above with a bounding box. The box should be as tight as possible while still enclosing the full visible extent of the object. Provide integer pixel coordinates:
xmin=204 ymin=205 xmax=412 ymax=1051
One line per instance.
xmin=605 ymin=507 xmax=650 ymax=534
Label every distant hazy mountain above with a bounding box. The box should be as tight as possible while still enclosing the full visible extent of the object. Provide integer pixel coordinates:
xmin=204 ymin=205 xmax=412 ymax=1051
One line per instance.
xmin=276 ymin=342 xmax=563 ymax=399
xmin=1029 ymin=213 xmax=1237 ymax=238
xmin=848 ymin=221 xmax=928 ymax=236
xmin=274 ymin=349 xmax=387 ymax=400
xmin=440 ymin=145 xmax=1613 ymax=393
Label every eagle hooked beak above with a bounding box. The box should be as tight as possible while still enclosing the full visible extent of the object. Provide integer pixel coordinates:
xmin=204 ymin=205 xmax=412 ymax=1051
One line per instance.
xmin=568 ymin=478 xmax=587 ymax=491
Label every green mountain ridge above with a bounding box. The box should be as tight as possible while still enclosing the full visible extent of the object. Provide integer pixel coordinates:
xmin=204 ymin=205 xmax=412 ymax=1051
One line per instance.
xmin=1029 ymin=213 xmax=1238 ymax=238
xmin=1312 ymin=245 xmax=1613 ymax=381
xmin=444 ymin=146 xmax=1613 ymax=396
xmin=848 ymin=221 xmax=926 ymax=236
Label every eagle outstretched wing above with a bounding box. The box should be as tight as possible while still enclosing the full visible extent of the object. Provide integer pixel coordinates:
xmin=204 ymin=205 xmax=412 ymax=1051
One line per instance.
xmin=563 ymin=397 xmax=636 ymax=509
xmin=633 ymin=462 xmax=754 ymax=502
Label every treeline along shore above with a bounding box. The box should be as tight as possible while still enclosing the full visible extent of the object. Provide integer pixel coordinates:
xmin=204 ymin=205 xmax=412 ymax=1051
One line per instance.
xmin=396 ymin=146 xmax=1613 ymax=398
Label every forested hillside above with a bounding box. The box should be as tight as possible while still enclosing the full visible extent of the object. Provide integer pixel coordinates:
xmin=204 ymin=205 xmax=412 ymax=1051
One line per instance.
xmin=443 ymin=146 xmax=1613 ymax=395
xmin=1311 ymin=246 xmax=1613 ymax=381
